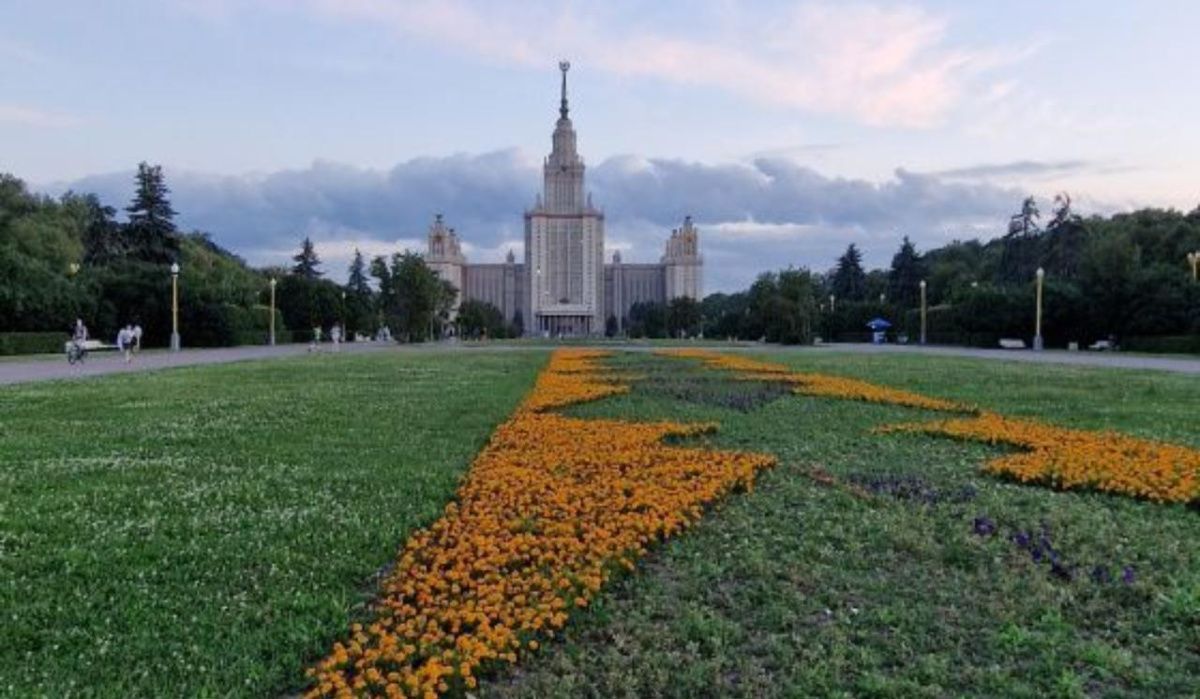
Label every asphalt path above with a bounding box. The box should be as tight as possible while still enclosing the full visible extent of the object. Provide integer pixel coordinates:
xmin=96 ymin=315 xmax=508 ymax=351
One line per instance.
xmin=1 ymin=340 xmax=1197 ymax=387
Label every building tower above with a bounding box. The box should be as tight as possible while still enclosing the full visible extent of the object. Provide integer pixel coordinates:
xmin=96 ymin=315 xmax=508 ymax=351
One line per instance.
xmin=663 ymin=215 xmax=703 ymax=300
xmin=524 ymin=61 xmax=605 ymax=336
xmin=425 ymin=213 xmax=466 ymax=316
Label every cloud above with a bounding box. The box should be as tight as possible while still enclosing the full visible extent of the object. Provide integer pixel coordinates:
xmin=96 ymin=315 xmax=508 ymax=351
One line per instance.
xmin=47 ymin=152 xmax=1029 ymax=291
xmin=928 ymin=159 xmax=1093 ymax=180
xmin=0 ymin=104 xmax=81 ymax=128
xmin=296 ymin=0 xmax=1032 ymax=128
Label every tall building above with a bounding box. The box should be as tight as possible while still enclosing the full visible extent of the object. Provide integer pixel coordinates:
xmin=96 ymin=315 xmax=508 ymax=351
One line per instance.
xmin=425 ymin=61 xmax=702 ymax=336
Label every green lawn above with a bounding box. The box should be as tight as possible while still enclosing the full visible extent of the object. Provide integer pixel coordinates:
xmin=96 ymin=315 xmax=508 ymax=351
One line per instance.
xmin=493 ymin=351 xmax=1200 ymax=698
xmin=3 ymin=349 xmax=1197 ymax=697
xmin=0 ymin=350 xmax=546 ymax=697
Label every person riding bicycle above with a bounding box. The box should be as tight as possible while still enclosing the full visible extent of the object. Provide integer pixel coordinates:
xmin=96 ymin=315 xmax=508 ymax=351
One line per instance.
xmin=68 ymin=319 xmax=89 ymax=364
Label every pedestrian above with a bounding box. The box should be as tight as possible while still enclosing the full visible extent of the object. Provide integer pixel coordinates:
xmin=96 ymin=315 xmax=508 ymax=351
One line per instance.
xmin=72 ymin=318 xmax=88 ymax=344
xmin=132 ymin=323 xmax=143 ymax=353
xmin=117 ymin=325 xmax=133 ymax=363
xmin=330 ymin=324 xmax=341 ymax=352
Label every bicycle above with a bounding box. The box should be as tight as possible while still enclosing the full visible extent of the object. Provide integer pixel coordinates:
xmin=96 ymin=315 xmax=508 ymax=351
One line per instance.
xmin=66 ymin=340 xmax=87 ymax=365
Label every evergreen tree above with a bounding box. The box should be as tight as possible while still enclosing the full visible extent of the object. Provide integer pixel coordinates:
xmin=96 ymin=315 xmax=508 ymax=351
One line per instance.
xmin=124 ymin=162 xmax=180 ymax=264
xmin=888 ymin=236 xmax=925 ymax=310
xmin=831 ymin=243 xmax=867 ymax=301
xmin=347 ymin=249 xmax=370 ymax=295
xmin=292 ymin=237 xmax=322 ymax=279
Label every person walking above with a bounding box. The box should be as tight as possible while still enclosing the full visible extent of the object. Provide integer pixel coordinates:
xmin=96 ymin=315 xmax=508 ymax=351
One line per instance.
xmin=117 ymin=325 xmax=134 ymax=363
xmin=330 ymin=324 xmax=342 ymax=352
xmin=132 ymin=323 xmax=143 ymax=353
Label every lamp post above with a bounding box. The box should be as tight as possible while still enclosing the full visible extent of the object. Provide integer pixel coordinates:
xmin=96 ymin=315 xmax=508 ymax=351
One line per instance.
xmin=919 ymin=280 xmax=927 ymax=345
xmin=268 ymin=278 xmax=277 ymax=346
xmin=341 ymin=290 xmax=347 ymax=339
xmin=829 ymin=294 xmax=836 ymax=313
xmin=1188 ymin=251 xmax=1199 ymax=281
xmin=170 ymin=262 xmax=181 ymax=352
xmin=1034 ymin=267 xmax=1045 ymax=351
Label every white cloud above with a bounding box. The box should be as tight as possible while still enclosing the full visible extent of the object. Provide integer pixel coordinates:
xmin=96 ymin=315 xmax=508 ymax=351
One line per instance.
xmin=0 ymin=104 xmax=81 ymax=128
xmin=298 ymin=0 xmax=1034 ymax=128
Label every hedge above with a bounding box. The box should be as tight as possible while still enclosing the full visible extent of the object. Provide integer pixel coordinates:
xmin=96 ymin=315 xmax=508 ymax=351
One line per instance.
xmin=0 ymin=332 xmax=66 ymax=356
xmin=1122 ymin=335 xmax=1200 ymax=355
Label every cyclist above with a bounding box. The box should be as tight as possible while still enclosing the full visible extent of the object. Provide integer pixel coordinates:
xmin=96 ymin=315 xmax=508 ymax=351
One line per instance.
xmin=68 ymin=318 xmax=89 ymax=364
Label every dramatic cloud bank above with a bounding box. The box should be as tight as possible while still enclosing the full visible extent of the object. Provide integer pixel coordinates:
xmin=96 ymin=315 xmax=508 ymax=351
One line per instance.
xmin=54 ymin=152 xmax=1025 ymax=292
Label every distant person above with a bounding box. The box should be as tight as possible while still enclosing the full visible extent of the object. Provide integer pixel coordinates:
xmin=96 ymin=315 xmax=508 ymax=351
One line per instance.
xmin=117 ymin=325 xmax=134 ymax=363
xmin=330 ymin=324 xmax=342 ymax=351
xmin=132 ymin=323 xmax=143 ymax=352
xmin=72 ymin=318 xmax=88 ymax=343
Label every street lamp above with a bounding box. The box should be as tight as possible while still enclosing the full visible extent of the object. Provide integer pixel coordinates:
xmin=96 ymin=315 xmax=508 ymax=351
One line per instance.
xmin=919 ymin=280 xmax=927 ymax=345
xmin=341 ymin=290 xmax=347 ymax=338
xmin=1188 ymin=251 xmax=1200 ymax=281
xmin=268 ymin=278 xmax=277 ymax=346
xmin=169 ymin=262 xmax=181 ymax=352
xmin=1034 ymin=267 xmax=1045 ymax=351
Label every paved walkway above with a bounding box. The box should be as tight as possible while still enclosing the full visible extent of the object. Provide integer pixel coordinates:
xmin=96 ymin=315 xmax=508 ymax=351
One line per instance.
xmin=797 ymin=342 xmax=1200 ymax=375
xmin=2 ymin=340 xmax=1197 ymax=387
xmin=0 ymin=342 xmax=393 ymax=386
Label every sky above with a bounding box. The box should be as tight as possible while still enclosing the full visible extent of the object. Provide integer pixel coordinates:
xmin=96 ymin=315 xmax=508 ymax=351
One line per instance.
xmin=2 ymin=0 xmax=1198 ymax=291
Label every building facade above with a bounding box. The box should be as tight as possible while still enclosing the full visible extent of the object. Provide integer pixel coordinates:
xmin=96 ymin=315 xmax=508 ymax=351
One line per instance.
xmin=425 ymin=61 xmax=702 ymax=336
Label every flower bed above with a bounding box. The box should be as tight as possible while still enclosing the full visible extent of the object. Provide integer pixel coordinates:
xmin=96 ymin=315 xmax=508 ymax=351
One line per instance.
xmin=659 ymin=349 xmax=969 ymax=413
xmin=882 ymin=413 xmax=1200 ymax=504
xmin=662 ymin=349 xmax=1199 ymax=505
xmin=305 ymin=350 xmax=776 ymax=698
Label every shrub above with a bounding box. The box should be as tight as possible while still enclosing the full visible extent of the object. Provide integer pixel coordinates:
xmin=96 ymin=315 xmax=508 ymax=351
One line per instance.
xmin=0 ymin=331 xmax=66 ymax=356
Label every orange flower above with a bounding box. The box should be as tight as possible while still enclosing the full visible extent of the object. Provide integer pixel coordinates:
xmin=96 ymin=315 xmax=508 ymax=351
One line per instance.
xmin=882 ymin=412 xmax=1200 ymax=504
xmin=305 ymin=350 xmax=775 ymax=698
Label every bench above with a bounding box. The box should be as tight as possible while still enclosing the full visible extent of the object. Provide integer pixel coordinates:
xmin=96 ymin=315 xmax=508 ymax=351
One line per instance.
xmin=64 ymin=339 xmax=118 ymax=353
xmin=998 ymin=338 xmax=1026 ymax=350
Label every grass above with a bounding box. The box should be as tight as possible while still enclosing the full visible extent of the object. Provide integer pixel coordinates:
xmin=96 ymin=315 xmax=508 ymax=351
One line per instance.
xmin=491 ymin=351 xmax=1200 ymax=698
xmin=3 ymin=348 xmax=1197 ymax=697
xmin=0 ymin=350 xmax=546 ymax=697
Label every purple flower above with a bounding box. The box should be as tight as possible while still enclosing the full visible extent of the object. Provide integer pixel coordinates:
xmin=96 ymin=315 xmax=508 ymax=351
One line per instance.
xmin=1011 ymin=530 xmax=1031 ymax=549
xmin=1122 ymin=565 xmax=1136 ymax=585
xmin=973 ymin=516 xmax=996 ymax=536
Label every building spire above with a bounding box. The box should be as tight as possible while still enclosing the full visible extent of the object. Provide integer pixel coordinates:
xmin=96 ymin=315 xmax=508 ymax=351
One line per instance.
xmin=558 ymin=60 xmax=570 ymax=119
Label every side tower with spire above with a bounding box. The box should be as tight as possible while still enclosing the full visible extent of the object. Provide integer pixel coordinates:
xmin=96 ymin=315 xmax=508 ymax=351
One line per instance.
xmin=425 ymin=213 xmax=466 ymax=316
xmin=663 ymin=215 xmax=703 ymax=301
xmin=524 ymin=61 xmax=605 ymax=336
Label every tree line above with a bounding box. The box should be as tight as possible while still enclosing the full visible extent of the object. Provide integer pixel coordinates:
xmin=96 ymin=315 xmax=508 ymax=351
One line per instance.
xmin=0 ymin=166 xmax=471 ymax=351
xmin=632 ymin=195 xmax=1200 ymax=351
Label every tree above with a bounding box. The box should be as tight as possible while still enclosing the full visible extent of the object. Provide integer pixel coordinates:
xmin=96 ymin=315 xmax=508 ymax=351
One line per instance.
xmin=888 ymin=236 xmax=925 ymax=310
xmin=292 ymin=237 xmax=322 ymax=279
xmin=78 ymin=194 xmax=124 ymax=265
xmin=457 ymin=299 xmax=507 ymax=339
xmin=124 ymin=162 xmax=180 ymax=264
xmin=666 ymin=296 xmax=702 ymax=338
xmin=627 ymin=301 xmax=667 ymax=338
xmin=347 ymin=249 xmax=370 ymax=295
xmin=373 ymin=252 xmax=443 ymax=341
xmin=831 ymin=243 xmax=867 ymax=301
xmin=343 ymin=249 xmax=375 ymax=337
